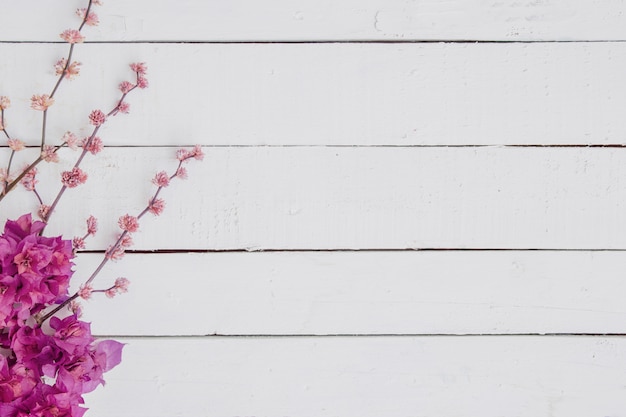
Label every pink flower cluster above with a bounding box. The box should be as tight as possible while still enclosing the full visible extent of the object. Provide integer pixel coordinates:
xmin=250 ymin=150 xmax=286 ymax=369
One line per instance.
xmin=0 ymin=214 xmax=123 ymax=417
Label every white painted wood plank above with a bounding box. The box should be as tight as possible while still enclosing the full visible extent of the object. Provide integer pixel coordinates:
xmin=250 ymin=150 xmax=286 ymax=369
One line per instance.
xmin=3 ymin=147 xmax=626 ymax=250
xmin=1 ymin=43 xmax=626 ymax=146
xmin=74 ymin=251 xmax=626 ymax=336
xmin=84 ymin=336 xmax=626 ymax=417
xmin=3 ymin=0 xmax=626 ymax=42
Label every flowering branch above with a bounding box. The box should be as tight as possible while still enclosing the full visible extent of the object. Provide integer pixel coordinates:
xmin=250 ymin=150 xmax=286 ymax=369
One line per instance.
xmin=37 ymin=145 xmax=204 ymax=325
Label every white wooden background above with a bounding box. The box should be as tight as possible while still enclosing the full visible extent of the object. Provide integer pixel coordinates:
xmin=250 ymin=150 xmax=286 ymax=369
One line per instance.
xmin=2 ymin=1 xmax=626 ymax=415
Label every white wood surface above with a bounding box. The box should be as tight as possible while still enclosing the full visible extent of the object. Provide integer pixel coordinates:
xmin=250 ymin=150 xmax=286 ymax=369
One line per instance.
xmin=2 ymin=1 xmax=626 ymax=415
xmin=2 ymin=0 xmax=626 ymax=42
xmin=83 ymin=336 xmax=626 ymax=417
xmin=2 ymin=43 xmax=626 ymax=146
xmin=76 ymin=251 xmax=626 ymax=336
xmin=4 ymin=147 xmax=626 ymax=250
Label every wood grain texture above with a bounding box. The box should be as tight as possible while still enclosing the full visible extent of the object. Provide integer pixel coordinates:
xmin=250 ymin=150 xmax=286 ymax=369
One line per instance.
xmin=3 ymin=147 xmax=626 ymax=250
xmin=76 ymin=251 xmax=626 ymax=336
xmin=2 ymin=0 xmax=626 ymax=42
xmin=2 ymin=42 xmax=626 ymax=146
xmin=83 ymin=336 xmax=626 ymax=417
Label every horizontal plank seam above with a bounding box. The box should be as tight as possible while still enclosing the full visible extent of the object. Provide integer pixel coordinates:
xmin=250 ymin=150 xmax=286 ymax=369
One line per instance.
xmin=78 ymin=248 xmax=626 ymax=254
xmin=6 ymin=144 xmax=626 ymax=149
xmin=92 ymin=333 xmax=626 ymax=339
xmin=3 ymin=40 xmax=626 ymax=45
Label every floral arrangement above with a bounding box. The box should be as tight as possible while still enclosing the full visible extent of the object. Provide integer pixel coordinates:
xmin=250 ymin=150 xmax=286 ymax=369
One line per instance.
xmin=0 ymin=1 xmax=202 ymax=415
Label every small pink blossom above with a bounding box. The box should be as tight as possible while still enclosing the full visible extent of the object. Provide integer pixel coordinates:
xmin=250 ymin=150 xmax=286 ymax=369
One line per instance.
xmin=119 ymin=234 xmax=133 ymax=248
xmin=177 ymin=145 xmax=204 ymax=162
xmin=78 ymin=284 xmax=93 ymax=300
xmin=30 ymin=94 xmax=54 ymax=111
xmin=118 ymin=214 xmax=139 ymax=233
xmin=20 ymin=167 xmax=37 ymax=191
xmin=148 ymin=198 xmax=165 ymax=216
xmin=61 ymin=167 xmax=88 ymax=188
xmin=7 ymin=138 xmax=25 ymax=151
xmin=0 ymin=168 xmax=12 ymax=183
xmin=117 ymin=101 xmax=130 ymax=114
xmin=152 ymin=171 xmax=170 ymax=187
xmin=89 ymin=109 xmax=106 ymax=126
xmin=119 ymin=81 xmax=134 ymax=94
xmin=130 ymin=62 xmax=148 ymax=75
xmin=76 ymin=8 xmax=99 ymax=26
xmin=105 ymin=288 xmax=117 ymax=298
xmin=54 ymin=58 xmax=81 ymax=80
xmin=81 ymin=136 xmax=104 ymax=154
xmin=72 ymin=236 xmax=86 ymax=250
xmin=115 ymin=277 xmax=130 ymax=292
xmin=136 ymin=76 xmax=149 ymax=89
xmin=59 ymin=29 xmax=85 ymax=44
xmin=41 ymin=145 xmax=59 ymax=162
xmin=70 ymin=300 xmax=83 ymax=317
xmin=105 ymin=245 xmax=125 ymax=260
xmin=92 ymin=0 xmax=103 ymax=5
xmin=86 ymin=215 xmax=98 ymax=235
xmin=62 ymin=131 xmax=79 ymax=150
xmin=38 ymin=204 xmax=50 ymax=220
xmin=0 ymin=96 xmax=10 ymax=109
xmin=175 ymin=166 xmax=188 ymax=179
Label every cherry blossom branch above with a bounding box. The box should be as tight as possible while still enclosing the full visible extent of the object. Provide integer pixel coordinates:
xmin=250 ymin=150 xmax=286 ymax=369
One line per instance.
xmin=41 ymin=69 xmax=146 ymax=227
xmin=40 ymin=0 xmax=96 ymax=152
xmin=37 ymin=146 xmax=204 ymax=325
xmin=0 ymin=1 xmax=98 ymax=200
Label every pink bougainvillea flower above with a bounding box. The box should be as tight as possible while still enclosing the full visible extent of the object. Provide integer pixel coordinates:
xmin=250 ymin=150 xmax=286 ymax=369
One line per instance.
xmin=59 ymin=29 xmax=85 ymax=44
xmin=117 ymin=214 xmax=139 ymax=233
xmin=148 ymin=198 xmax=165 ymax=216
xmin=30 ymin=94 xmax=54 ymax=111
xmin=88 ymin=109 xmax=106 ymax=126
xmin=0 ymin=96 xmax=10 ymax=109
xmin=61 ymin=167 xmax=88 ymax=188
xmin=7 ymin=138 xmax=25 ymax=151
xmin=76 ymin=8 xmax=99 ymax=26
